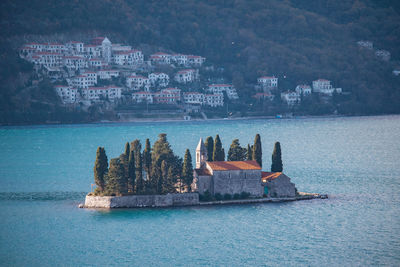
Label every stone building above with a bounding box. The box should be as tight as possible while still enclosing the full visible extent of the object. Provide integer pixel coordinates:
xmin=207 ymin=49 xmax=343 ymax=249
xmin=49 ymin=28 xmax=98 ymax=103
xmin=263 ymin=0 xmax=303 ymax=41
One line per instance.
xmin=191 ymin=138 xmax=298 ymax=198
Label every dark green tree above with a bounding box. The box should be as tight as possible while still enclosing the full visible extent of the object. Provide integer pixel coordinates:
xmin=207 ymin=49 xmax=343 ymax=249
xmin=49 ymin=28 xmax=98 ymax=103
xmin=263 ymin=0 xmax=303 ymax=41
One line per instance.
xmin=252 ymin=134 xmax=262 ymax=167
xmin=124 ymin=142 xmax=130 ymax=159
xmin=143 ymin=138 xmax=152 ymax=176
xmin=213 ymin=134 xmax=225 ymax=161
xmin=246 ymin=144 xmax=253 ymax=160
xmin=94 ymin=147 xmax=108 ymax=191
xmin=204 ymin=136 xmax=214 ymax=161
xmin=128 ymin=149 xmax=136 ymax=193
xmin=182 ymin=149 xmax=193 ymax=192
xmin=227 ymin=139 xmax=247 ymax=161
xmin=105 ymin=158 xmax=127 ymax=195
xmin=130 ymin=139 xmax=142 ymax=154
xmin=271 ymin=141 xmax=283 ymax=172
xmin=135 ymin=150 xmax=144 ymax=194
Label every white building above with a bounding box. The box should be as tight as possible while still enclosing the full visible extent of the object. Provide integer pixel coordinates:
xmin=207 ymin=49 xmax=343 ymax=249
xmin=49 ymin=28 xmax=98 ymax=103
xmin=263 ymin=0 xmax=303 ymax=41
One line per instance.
xmin=171 ymin=54 xmax=188 ymax=66
xmin=83 ymin=44 xmax=101 ymax=59
xmin=183 ymin=92 xmax=205 ymax=105
xmin=82 ymin=85 xmax=122 ymax=102
xmin=281 ymin=91 xmax=300 ymax=106
xmin=295 ymin=84 xmax=312 ymax=95
xmin=66 ymin=41 xmax=84 ymax=54
xmin=148 ymin=72 xmax=169 ymax=87
xmin=55 ymin=85 xmax=77 ymax=104
xmin=72 ymin=73 xmax=97 ymax=89
xmin=154 ymin=88 xmax=181 ymax=104
xmin=132 ymin=91 xmax=154 ymax=103
xmin=92 ymin=37 xmax=112 ymax=63
xmin=375 ymin=50 xmax=391 ymax=61
xmin=63 ymin=56 xmax=87 ymax=70
xmin=97 ymin=69 xmax=120 ymax=80
xmin=33 ymin=52 xmax=63 ymax=68
xmin=88 ymin=58 xmax=108 ymax=69
xmin=187 ymin=55 xmax=206 ymax=66
xmin=113 ymin=50 xmax=144 ymax=66
xmin=204 ymin=94 xmax=224 ymax=107
xmin=112 ymin=44 xmax=132 ymax=52
xmin=126 ymin=75 xmax=150 ymax=91
xmin=174 ymin=69 xmax=198 ymax=83
xmin=357 ymin=41 xmax=373 ymax=50
xmin=150 ymin=52 xmax=171 ymax=64
xmin=257 ymin=76 xmax=278 ymax=89
xmin=312 ymin=79 xmax=342 ymax=96
xmin=208 ymin=84 xmax=239 ymax=100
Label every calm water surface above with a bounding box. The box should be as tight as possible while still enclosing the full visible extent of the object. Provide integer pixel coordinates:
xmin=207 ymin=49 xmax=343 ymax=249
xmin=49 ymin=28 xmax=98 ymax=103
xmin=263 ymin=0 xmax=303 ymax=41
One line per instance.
xmin=0 ymin=115 xmax=400 ymax=266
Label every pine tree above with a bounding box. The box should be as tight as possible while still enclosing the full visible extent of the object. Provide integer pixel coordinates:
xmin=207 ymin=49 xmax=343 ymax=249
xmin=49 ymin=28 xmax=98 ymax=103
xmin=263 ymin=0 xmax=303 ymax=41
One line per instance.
xmin=252 ymin=134 xmax=262 ymax=167
xmin=204 ymin=136 xmax=214 ymax=161
xmin=182 ymin=149 xmax=193 ymax=192
xmin=128 ymin=149 xmax=136 ymax=193
xmin=227 ymin=139 xmax=247 ymax=161
xmin=246 ymin=144 xmax=253 ymax=160
xmin=271 ymin=141 xmax=283 ymax=172
xmin=213 ymin=134 xmax=225 ymax=161
xmin=94 ymin=147 xmax=108 ymax=191
xmin=105 ymin=158 xmax=127 ymax=195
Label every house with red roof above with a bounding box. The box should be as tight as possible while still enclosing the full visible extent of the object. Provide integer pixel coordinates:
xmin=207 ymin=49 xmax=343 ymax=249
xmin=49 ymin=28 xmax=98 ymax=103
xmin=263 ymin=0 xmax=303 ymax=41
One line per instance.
xmin=192 ymin=138 xmax=297 ymax=198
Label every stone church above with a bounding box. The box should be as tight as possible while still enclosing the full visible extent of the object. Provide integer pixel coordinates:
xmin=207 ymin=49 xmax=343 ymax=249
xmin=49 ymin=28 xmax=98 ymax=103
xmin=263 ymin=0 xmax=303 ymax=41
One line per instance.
xmin=191 ymin=138 xmax=297 ymax=198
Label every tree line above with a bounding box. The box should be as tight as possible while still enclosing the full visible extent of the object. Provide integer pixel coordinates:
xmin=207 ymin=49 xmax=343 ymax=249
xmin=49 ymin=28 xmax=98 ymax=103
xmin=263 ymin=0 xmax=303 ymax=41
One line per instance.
xmin=93 ymin=133 xmax=193 ymax=196
xmin=204 ymin=133 xmax=283 ymax=172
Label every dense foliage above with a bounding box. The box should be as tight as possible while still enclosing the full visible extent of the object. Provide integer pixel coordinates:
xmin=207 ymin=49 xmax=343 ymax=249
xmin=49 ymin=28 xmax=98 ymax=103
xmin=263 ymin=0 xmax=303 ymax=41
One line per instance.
xmin=227 ymin=139 xmax=247 ymax=161
xmin=1 ymin=0 xmax=400 ymax=124
xmin=271 ymin=142 xmax=283 ymax=172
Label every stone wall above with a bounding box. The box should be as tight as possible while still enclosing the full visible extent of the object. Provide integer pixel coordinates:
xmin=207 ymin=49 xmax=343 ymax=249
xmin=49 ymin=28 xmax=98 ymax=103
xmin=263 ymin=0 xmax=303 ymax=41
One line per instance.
xmin=84 ymin=193 xmax=199 ymax=208
xmin=264 ymin=173 xmax=296 ymax=198
xmin=213 ymin=169 xmax=264 ymax=197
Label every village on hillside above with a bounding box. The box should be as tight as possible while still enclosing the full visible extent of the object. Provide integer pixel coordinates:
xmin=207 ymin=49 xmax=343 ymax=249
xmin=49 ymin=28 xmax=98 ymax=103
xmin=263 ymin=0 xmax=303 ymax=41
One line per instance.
xmin=19 ymin=36 xmax=344 ymax=119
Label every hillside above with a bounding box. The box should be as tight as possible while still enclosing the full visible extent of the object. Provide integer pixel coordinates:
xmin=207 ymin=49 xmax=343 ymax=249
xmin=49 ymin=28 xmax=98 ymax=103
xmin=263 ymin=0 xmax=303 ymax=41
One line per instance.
xmin=1 ymin=0 xmax=400 ymax=124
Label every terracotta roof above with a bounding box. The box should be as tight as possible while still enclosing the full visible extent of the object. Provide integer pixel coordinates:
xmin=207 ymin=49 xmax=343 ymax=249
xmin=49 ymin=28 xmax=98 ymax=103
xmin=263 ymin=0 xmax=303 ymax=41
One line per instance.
xmin=261 ymin=172 xmax=282 ymax=182
xmin=207 ymin=160 xmax=261 ymax=171
xmin=195 ymin=168 xmax=212 ymax=176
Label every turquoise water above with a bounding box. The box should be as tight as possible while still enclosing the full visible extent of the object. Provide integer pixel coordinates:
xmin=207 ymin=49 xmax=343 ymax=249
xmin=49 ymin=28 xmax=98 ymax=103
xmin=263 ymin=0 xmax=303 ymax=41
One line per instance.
xmin=1 ymin=116 xmax=400 ymax=266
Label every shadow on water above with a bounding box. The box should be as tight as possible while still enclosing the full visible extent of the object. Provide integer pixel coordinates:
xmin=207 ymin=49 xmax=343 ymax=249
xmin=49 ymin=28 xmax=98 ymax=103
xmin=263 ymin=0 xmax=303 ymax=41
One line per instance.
xmin=0 ymin=191 xmax=87 ymax=201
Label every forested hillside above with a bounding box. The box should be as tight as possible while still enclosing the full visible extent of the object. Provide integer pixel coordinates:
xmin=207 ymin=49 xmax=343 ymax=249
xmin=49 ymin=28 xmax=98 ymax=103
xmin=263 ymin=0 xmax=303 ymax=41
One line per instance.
xmin=1 ymin=0 xmax=400 ymax=123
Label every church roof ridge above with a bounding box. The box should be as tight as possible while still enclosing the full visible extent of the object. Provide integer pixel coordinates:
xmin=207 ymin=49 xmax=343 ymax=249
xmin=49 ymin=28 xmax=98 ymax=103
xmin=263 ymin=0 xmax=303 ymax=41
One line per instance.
xmin=207 ymin=160 xmax=261 ymax=171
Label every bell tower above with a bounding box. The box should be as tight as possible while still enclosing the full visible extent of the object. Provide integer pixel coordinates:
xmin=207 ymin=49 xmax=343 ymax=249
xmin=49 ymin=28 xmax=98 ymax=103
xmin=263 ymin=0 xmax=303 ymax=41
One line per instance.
xmin=196 ymin=138 xmax=208 ymax=169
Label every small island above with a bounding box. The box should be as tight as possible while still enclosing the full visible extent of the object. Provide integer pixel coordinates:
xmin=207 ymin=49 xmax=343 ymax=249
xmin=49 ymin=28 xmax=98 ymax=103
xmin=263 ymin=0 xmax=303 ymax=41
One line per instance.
xmin=83 ymin=133 xmax=327 ymax=208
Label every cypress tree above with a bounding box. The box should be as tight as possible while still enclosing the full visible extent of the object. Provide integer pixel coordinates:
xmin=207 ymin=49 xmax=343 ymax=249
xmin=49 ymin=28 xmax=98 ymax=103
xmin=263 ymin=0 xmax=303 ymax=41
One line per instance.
xmin=204 ymin=136 xmax=214 ymax=161
xmin=182 ymin=149 xmax=193 ymax=192
xmin=271 ymin=141 xmax=283 ymax=172
xmin=213 ymin=134 xmax=224 ymax=161
xmin=143 ymin=138 xmax=152 ymax=176
xmin=252 ymin=134 xmax=262 ymax=167
xmin=94 ymin=147 xmax=108 ymax=192
xmin=246 ymin=144 xmax=253 ymax=160
xmin=135 ymin=150 xmax=144 ymax=194
xmin=105 ymin=158 xmax=127 ymax=195
xmin=124 ymin=142 xmax=130 ymax=159
xmin=227 ymin=139 xmax=246 ymax=161
xmin=161 ymin=160 xmax=170 ymax=193
xmin=128 ymin=149 xmax=136 ymax=193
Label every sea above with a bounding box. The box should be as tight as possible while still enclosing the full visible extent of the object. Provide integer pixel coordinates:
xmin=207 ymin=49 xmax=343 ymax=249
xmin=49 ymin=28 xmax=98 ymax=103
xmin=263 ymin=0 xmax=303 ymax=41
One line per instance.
xmin=0 ymin=115 xmax=399 ymax=266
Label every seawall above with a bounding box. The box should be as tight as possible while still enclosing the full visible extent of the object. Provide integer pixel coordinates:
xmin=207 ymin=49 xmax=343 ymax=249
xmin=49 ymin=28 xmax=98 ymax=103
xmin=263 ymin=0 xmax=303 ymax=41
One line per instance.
xmin=84 ymin=193 xmax=199 ymax=208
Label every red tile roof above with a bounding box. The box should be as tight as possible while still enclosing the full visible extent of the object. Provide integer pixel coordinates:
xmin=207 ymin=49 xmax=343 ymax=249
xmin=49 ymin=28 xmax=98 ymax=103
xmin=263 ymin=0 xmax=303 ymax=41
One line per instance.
xmin=207 ymin=160 xmax=261 ymax=171
xmin=261 ymin=172 xmax=282 ymax=182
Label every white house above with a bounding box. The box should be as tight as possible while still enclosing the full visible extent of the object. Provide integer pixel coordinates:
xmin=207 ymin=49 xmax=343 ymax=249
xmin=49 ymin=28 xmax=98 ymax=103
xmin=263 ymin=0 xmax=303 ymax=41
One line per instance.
xmin=150 ymin=52 xmax=171 ymax=64
xmin=187 ymin=55 xmax=205 ymax=66
xmin=132 ymin=91 xmax=154 ymax=103
xmin=174 ymin=69 xmax=198 ymax=83
xmin=126 ymin=75 xmax=150 ymax=91
xmin=357 ymin=41 xmax=373 ymax=50
xmin=66 ymin=41 xmax=84 ymax=54
xmin=54 ymin=85 xmax=77 ymax=104
xmin=97 ymin=69 xmax=120 ymax=80
xmin=171 ymin=54 xmax=188 ymax=66
xmin=88 ymin=58 xmax=108 ymax=69
xmin=148 ymin=72 xmax=169 ymax=87
xmin=33 ymin=52 xmax=63 ymax=68
xmin=154 ymin=88 xmax=181 ymax=104
xmin=312 ymin=79 xmax=342 ymax=95
xmin=375 ymin=50 xmax=391 ymax=61
xmin=208 ymin=84 xmax=239 ymax=100
xmin=113 ymin=50 xmax=144 ymax=66
xmin=281 ymin=91 xmax=300 ymax=106
xmin=83 ymin=44 xmax=101 ymax=59
xmin=204 ymin=94 xmax=224 ymax=107
xmin=183 ymin=92 xmax=205 ymax=105
xmin=295 ymin=85 xmax=312 ymax=95
xmin=257 ymin=76 xmax=278 ymax=89
xmin=81 ymin=85 xmax=121 ymax=102
xmin=63 ymin=56 xmax=87 ymax=70
xmin=112 ymin=44 xmax=132 ymax=52
xmin=72 ymin=73 xmax=97 ymax=89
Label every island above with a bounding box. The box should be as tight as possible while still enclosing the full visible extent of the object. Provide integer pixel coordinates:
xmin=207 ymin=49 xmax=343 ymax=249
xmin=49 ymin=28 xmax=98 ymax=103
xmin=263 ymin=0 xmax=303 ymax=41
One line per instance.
xmin=83 ymin=134 xmax=327 ymax=208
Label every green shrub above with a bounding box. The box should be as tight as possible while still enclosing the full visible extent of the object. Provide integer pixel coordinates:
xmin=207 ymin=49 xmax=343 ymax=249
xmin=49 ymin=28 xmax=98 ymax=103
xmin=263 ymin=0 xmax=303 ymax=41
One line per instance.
xmin=215 ymin=193 xmax=223 ymax=201
xmin=233 ymin=193 xmax=240 ymax=200
xmin=240 ymin=192 xmax=251 ymax=199
xmin=223 ymin=193 xmax=232 ymax=200
xmin=200 ymin=190 xmax=213 ymax=202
